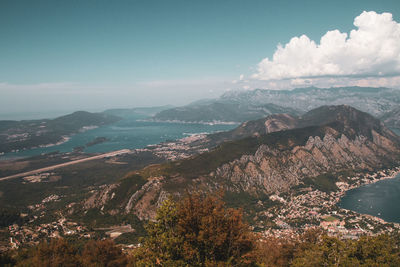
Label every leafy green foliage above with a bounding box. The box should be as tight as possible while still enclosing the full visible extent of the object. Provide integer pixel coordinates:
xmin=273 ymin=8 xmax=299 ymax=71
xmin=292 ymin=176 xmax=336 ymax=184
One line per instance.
xmin=303 ymin=173 xmax=339 ymax=192
xmin=250 ymin=229 xmax=400 ymax=267
xmin=6 ymin=222 xmax=400 ymax=266
xmin=132 ymin=194 xmax=256 ymax=266
xmin=291 ymin=234 xmax=400 ymax=267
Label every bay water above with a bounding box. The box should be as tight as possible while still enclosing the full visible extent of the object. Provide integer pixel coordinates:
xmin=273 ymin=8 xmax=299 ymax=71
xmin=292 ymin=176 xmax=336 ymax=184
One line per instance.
xmin=338 ymin=173 xmax=400 ymax=223
xmin=3 ymin=111 xmax=400 ymax=224
xmin=0 ymin=113 xmax=237 ymax=160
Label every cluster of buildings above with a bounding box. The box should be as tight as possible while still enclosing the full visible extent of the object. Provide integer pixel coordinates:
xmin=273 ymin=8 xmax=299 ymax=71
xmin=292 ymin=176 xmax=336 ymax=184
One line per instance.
xmin=7 ymin=218 xmax=90 ymax=250
xmin=144 ymin=134 xmax=209 ymax=160
xmin=3 ymin=151 xmax=400 ymax=251
xmin=259 ymin=167 xmax=400 ymax=240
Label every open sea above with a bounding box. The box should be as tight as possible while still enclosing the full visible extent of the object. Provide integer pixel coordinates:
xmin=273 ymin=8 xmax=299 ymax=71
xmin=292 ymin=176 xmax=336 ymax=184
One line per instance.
xmin=0 ymin=113 xmax=237 ymax=160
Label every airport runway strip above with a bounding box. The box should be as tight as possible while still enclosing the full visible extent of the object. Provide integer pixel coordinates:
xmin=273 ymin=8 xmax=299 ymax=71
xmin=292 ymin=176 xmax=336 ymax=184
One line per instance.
xmin=0 ymin=149 xmax=131 ymax=181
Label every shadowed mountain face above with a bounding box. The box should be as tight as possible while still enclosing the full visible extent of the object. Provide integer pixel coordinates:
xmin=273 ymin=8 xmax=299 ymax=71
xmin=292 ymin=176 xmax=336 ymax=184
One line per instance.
xmin=83 ymin=105 xmax=400 ymax=220
xmin=202 ymin=105 xmax=398 ymax=148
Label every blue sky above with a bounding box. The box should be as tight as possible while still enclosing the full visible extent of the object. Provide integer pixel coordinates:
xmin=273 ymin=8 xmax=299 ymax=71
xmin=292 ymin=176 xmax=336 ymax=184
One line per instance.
xmin=1 ymin=0 xmax=400 ymax=115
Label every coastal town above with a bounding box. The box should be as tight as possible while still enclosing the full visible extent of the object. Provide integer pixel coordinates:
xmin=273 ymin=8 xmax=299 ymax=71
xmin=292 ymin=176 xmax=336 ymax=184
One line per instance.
xmin=260 ymin=167 xmax=400 ymax=239
xmin=2 ymin=165 xmax=400 ymax=252
xmin=2 ymin=1 xmax=400 ymax=264
xmin=1 ymin=111 xmax=400 ymax=252
xmin=0 ymin=135 xmax=211 ymax=251
xmin=146 ymin=133 xmax=210 ymax=160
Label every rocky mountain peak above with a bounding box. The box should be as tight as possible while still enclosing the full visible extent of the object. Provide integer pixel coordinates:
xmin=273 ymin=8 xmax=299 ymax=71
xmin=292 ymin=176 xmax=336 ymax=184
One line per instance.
xmin=82 ymin=105 xmax=400 ymax=220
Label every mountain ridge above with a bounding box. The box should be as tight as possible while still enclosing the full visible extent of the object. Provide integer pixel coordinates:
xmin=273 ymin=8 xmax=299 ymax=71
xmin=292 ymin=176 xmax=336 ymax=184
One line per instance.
xmin=380 ymin=106 xmax=400 ymax=129
xmin=82 ymin=105 xmax=400 ymax=220
xmin=152 ymin=102 xmax=300 ymax=123
xmin=152 ymin=86 xmax=400 ymax=123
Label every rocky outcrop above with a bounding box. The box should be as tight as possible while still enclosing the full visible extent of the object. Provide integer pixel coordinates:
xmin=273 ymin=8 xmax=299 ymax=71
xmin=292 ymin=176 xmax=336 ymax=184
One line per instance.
xmin=124 ymin=177 xmax=165 ymax=220
xmin=205 ymin=105 xmax=398 ymax=148
xmin=264 ymin=114 xmax=298 ymax=133
xmin=213 ymin=128 xmax=398 ymax=194
xmin=84 ymin=184 xmax=118 ymax=210
xmin=81 ymin=105 xmax=400 ymax=221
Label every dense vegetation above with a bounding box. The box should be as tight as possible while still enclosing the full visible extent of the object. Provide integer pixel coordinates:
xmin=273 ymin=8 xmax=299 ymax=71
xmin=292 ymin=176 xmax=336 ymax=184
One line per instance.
xmin=2 ymin=195 xmax=400 ymax=266
xmin=132 ymin=193 xmax=256 ymax=266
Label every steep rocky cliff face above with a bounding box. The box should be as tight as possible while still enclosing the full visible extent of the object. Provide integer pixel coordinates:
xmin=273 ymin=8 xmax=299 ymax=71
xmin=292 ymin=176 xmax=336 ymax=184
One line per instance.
xmin=209 ymin=106 xmax=399 ymax=194
xmin=204 ymin=113 xmax=299 ymax=146
xmin=82 ymin=105 xmax=400 ymax=220
xmin=205 ymin=105 xmax=398 ymax=147
xmin=213 ymin=127 xmax=398 ymax=195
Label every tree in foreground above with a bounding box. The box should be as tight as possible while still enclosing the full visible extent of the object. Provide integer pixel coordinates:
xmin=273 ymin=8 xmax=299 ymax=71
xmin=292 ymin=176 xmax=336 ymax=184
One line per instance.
xmin=16 ymin=238 xmax=81 ymax=267
xmin=81 ymin=239 xmax=127 ymax=266
xmin=131 ymin=193 xmax=256 ymax=266
xmin=291 ymin=233 xmax=400 ymax=267
xmin=14 ymin=238 xmax=127 ymax=267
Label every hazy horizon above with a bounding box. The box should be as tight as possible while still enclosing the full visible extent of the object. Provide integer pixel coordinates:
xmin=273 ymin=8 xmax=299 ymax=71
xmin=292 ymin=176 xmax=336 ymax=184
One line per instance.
xmin=1 ymin=0 xmax=400 ymax=115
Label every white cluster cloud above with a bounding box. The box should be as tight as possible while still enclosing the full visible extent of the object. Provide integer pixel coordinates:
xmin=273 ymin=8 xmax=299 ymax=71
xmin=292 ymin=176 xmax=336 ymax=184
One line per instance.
xmin=253 ymin=11 xmax=400 ymax=82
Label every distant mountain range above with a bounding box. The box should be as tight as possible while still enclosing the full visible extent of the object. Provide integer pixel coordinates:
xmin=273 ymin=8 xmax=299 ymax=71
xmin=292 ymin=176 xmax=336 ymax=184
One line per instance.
xmin=0 ymin=111 xmax=120 ymax=153
xmin=380 ymin=107 xmax=400 ymax=130
xmin=103 ymin=105 xmax=174 ymax=118
xmin=2 ymin=87 xmax=399 ymax=155
xmin=85 ymin=105 xmax=400 ymax=220
xmin=151 ymin=86 xmax=400 ymax=124
xmin=152 ymin=102 xmax=300 ymax=123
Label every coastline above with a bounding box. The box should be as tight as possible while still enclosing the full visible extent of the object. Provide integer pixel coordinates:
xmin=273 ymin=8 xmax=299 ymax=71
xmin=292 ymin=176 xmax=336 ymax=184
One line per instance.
xmin=335 ymin=167 xmax=400 ymax=202
xmin=139 ymin=118 xmax=239 ymax=126
xmin=1 ymin=125 xmax=100 ymax=159
xmin=37 ymin=136 xmax=71 ymax=148
xmin=262 ymin=166 xmax=400 ymax=239
xmin=334 ymin=166 xmax=400 ymax=223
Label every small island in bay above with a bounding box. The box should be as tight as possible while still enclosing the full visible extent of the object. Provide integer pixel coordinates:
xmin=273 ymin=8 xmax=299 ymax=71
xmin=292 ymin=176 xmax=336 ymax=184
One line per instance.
xmin=85 ymin=137 xmax=109 ymax=147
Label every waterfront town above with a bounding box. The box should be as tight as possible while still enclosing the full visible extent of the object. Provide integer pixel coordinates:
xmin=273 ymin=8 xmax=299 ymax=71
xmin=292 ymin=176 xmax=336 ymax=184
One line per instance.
xmin=2 ymin=162 xmax=400 ymax=252
xmin=261 ymin=167 xmax=400 ymax=240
